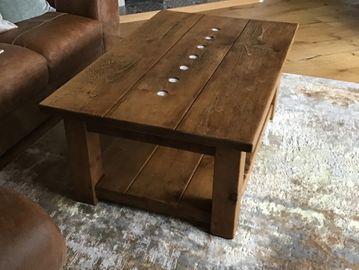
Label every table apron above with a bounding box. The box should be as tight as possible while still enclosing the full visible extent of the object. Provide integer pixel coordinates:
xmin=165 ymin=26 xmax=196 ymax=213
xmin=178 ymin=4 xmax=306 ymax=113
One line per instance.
xmin=86 ymin=120 xmax=253 ymax=155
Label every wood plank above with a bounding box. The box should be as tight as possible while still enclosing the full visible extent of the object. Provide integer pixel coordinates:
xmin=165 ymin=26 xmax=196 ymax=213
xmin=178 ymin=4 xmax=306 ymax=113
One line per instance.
xmin=107 ymin=16 xmax=249 ymax=129
xmin=40 ymin=11 xmax=203 ymax=116
xmin=64 ymin=118 xmax=103 ymax=204
xmin=96 ymin=189 xmax=211 ymax=226
xmin=96 ymin=137 xmax=212 ymax=226
xmin=214 ymin=0 xmax=323 ymax=24
xmin=40 ymin=10 xmax=297 ymax=238
xmin=270 ymin=77 xmax=281 ymax=120
xmin=285 ymin=50 xmax=359 ymax=83
xmin=127 ymin=147 xmax=203 ymax=205
xmin=95 ymin=132 xmax=260 ymax=233
xmin=87 ymin=117 xmax=252 ymax=153
xmin=288 ymin=39 xmax=359 ymax=62
xmin=245 ymin=105 xmax=273 ymax=179
xmin=119 ymin=0 xmax=359 ymax=83
xmin=211 ymin=148 xmax=246 ymax=239
xmin=178 ymin=20 xmax=297 ymax=149
xmin=179 ymin=155 xmax=213 ymax=213
xmin=205 ymin=0 xmax=359 ymax=83
xmin=270 ymin=90 xmax=278 ymax=120
xmin=119 ymin=0 xmax=260 ymax=24
xmin=99 ymin=136 xmax=157 ymax=193
xmin=90 ymin=123 xmax=216 ymax=155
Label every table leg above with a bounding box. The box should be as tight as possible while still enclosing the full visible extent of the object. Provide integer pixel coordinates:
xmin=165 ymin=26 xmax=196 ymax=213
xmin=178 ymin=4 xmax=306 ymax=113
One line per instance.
xmin=211 ymin=148 xmax=246 ymax=239
xmin=64 ymin=118 xmax=103 ymax=205
xmin=270 ymin=78 xmax=281 ymax=120
xmin=270 ymin=88 xmax=278 ymax=120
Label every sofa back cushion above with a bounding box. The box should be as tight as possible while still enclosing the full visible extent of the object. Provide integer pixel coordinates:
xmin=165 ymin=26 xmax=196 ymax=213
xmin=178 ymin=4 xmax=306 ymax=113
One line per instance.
xmin=0 ymin=13 xmax=17 ymax=33
xmin=0 ymin=0 xmax=54 ymax=23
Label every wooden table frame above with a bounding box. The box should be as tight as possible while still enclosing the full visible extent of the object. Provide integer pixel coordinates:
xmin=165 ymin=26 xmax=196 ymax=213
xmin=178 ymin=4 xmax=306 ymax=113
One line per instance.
xmin=63 ymin=82 xmax=279 ymax=239
xmin=41 ymin=10 xmax=296 ymax=239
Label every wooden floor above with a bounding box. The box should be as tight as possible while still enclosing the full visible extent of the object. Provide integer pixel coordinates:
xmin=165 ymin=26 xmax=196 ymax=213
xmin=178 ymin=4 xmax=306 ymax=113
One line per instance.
xmin=120 ymin=0 xmax=359 ymax=83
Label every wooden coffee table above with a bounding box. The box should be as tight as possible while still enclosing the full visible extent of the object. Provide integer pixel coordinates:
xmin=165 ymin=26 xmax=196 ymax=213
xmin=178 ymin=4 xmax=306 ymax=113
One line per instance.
xmin=40 ymin=10 xmax=297 ymax=238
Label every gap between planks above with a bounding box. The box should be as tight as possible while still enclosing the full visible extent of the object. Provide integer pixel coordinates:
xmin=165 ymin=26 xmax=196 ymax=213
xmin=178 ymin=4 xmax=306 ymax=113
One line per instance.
xmin=102 ymin=13 xmax=205 ymax=118
xmin=96 ymin=134 xmax=258 ymax=227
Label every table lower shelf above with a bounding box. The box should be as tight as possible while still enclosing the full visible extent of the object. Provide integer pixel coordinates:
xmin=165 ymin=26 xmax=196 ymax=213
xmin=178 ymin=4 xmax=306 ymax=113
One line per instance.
xmin=96 ymin=105 xmax=273 ymax=231
xmin=96 ymin=136 xmax=253 ymax=229
xmin=97 ymin=105 xmax=273 ymax=232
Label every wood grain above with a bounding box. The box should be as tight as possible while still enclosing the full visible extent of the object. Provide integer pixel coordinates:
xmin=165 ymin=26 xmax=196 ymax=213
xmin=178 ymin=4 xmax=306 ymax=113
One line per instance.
xmin=42 ymin=11 xmax=297 ymax=238
xmin=64 ymin=118 xmax=103 ymax=204
xmin=99 ymin=136 xmax=157 ymax=193
xmin=270 ymin=77 xmax=281 ymax=120
xmin=41 ymin=11 xmax=203 ymax=116
xmin=41 ymin=12 xmax=297 ymax=152
xmin=120 ymin=0 xmax=359 ymax=83
xmin=108 ymin=16 xmax=249 ymax=129
xmin=96 ymin=136 xmax=255 ymax=232
xmin=211 ymin=148 xmax=246 ymax=239
xmin=206 ymin=0 xmax=359 ymax=83
xmin=127 ymin=147 xmax=202 ymax=204
xmin=96 ymin=137 xmax=211 ymax=226
xmin=179 ymin=155 xmax=213 ymax=213
xmin=178 ymin=20 xmax=297 ymax=149
xmin=245 ymin=105 xmax=273 ymax=181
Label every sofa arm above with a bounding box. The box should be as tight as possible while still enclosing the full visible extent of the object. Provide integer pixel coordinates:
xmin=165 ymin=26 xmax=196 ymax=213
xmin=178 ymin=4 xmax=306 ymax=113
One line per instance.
xmin=55 ymin=0 xmax=119 ymax=36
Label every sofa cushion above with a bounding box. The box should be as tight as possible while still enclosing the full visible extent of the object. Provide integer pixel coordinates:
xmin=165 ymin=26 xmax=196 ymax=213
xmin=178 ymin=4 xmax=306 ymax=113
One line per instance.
xmin=0 ymin=12 xmax=104 ymax=86
xmin=0 ymin=0 xmax=54 ymax=23
xmin=0 ymin=43 xmax=49 ymax=117
xmin=0 ymin=12 xmax=62 ymax=43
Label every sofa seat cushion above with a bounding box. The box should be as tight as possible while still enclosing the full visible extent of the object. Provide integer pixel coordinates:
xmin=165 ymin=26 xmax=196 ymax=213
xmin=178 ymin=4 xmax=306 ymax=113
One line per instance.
xmin=0 ymin=12 xmax=104 ymax=86
xmin=0 ymin=43 xmax=48 ymax=117
xmin=0 ymin=12 xmax=59 ymax=43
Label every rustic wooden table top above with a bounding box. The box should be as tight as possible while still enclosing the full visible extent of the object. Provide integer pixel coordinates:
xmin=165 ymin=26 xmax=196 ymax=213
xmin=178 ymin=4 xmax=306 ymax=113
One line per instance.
xmin=41 ymin=10 xmax=298 ymax=152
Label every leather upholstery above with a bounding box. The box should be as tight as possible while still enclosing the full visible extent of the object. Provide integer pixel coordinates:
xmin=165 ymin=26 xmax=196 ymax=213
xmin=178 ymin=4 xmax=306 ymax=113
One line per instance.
xmin=0 ymin=44 xmax=48 ymax=117
xmin=0 ymin=13 xmax=64 ymax=44
xmin=47 ymin=0 xmax=56 ymax=7
xmin=0 ymin=1 xmax=118 ymax=161
xmin=0 ymin=86 xmax=52 ymax=158
xmin=0 ymin=187 xmax=66 ymax=270
xmin=0 ymin=12 xmax=104 ymax=85
xmin=55 ymin=0 xmax=120 ymax=36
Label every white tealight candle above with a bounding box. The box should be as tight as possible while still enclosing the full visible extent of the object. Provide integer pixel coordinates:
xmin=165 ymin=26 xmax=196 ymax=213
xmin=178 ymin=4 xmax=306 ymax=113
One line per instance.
xmin=157 ymin=90 xmax=169 ymax=97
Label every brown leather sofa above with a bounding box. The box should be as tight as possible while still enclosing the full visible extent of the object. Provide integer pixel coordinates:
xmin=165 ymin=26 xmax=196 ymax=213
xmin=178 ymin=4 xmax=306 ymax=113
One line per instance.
xmin=0 ymin=0 xmax=119 ymax=161
xmin=0 ymin=187 xmax=66 ymax=270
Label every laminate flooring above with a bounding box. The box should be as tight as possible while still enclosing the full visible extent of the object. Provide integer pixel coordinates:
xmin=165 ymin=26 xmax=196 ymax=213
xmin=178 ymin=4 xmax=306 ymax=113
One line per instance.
xmin=119 ymin=0 xmax=359 ymax=82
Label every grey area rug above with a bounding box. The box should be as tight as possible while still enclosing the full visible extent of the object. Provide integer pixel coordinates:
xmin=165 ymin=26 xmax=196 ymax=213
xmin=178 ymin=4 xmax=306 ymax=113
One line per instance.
xmin=1 ymin=74 xmax=358 ymax=270
xmin=122 ymin=0 xmax=222 ymax=14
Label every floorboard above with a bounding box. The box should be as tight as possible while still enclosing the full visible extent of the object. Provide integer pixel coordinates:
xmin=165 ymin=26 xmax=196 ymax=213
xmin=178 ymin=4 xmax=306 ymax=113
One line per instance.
xmin=119 ymin=0 xmax=359 ymax=83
